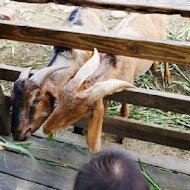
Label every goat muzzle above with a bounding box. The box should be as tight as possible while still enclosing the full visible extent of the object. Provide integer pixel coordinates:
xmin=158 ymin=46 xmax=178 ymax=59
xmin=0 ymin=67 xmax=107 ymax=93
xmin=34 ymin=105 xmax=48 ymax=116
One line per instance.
xmin=12 ymin=128 xmax=32 ymax=141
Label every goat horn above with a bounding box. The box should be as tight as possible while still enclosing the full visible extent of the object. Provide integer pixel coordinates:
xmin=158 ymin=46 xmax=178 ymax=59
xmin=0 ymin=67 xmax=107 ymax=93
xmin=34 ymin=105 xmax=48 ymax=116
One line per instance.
xmin=86 ymin=79 xmax=135 ymax=102
xmin=19 ymin=67 xmax=34 ymax=79
xmin=73 ymin=48 xmax=100 ymax=88
xmin=30 ymin=65 xmax=69 ymax=86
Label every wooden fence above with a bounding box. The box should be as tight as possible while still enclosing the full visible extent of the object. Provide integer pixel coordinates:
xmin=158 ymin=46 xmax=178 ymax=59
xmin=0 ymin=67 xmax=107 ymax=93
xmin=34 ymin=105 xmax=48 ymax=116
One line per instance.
xmin=0 ymin=0 xmax=190 ymax=150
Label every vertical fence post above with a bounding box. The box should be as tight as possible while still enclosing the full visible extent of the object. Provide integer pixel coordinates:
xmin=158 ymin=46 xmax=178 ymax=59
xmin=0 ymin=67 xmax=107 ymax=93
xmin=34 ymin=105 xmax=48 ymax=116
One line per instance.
xmin=0 ymin=85 xmax=11 ymax=135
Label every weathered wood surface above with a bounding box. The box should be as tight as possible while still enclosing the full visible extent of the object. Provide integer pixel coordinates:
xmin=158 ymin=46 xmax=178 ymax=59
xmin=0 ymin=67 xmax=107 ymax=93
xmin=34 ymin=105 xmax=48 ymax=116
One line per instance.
xmin=144 ymin=166 xmax=190 ymax=190
xmin=0 ymin=151 xmax=77 ymax=190
xmin=0 ymin=64 xmax=36 ymax=81
xmin=1 ymin=134 xmax=190 ymax=190
xmin=75 ymin=114 xmax=190 ymax=151
xmin=0 ymin=172 xmax=55 ymax=190
xmin=0 ymin=85 xmax=10 ymax=136
xmin=13 ymin=0 xmax=190 ymax=18
xmin=1 ymin=21 xmax=190 ymax=66
xmin=35 ymin=129 xmax=190 ymax=176
xmin=4 ymin=92 xmax=12 ymax=109
xmin=1 ymin=64 xmax=190 ymax=115
xmin=106 ymin=88 xmax=190 ymax=115
xmin=4 ymin=135 xmax=92 ymax=169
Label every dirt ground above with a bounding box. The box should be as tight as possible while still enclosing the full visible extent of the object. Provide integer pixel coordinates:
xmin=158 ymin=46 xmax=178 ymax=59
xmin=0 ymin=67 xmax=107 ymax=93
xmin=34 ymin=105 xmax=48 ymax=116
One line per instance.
xmin=0 ymin=1 xmax=190 ymax=161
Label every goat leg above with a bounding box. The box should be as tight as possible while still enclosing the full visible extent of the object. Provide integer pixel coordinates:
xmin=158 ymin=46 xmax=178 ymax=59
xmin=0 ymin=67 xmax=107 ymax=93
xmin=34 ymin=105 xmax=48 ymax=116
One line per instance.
xmin=151 ymin=61 xmax=158 ymax=71
xmin=118 ymin=103 xmax=129 ymax=144
xmin=164 ymin=62 xmax=170 ymax=85
xmin=151 ymin=61 xmax=170 ymax=85
xmin=120 ymin=103 xmax=129 ymax=117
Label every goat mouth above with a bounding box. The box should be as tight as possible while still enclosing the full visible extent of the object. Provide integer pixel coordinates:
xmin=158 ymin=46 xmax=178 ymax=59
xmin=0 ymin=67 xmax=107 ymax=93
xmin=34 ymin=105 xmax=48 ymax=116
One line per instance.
xmin=20 ymin=128 xmax=32 ymax=141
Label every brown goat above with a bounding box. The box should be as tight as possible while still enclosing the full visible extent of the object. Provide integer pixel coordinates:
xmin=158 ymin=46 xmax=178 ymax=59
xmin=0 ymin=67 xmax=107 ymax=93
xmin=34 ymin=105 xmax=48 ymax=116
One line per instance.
xmin=11 ymin=7 xmax=106 ymax=141
xmin=11 ymin=9 xmax=168 ymax=154
xmin=41 ymin=13 xmax=167 ymax=154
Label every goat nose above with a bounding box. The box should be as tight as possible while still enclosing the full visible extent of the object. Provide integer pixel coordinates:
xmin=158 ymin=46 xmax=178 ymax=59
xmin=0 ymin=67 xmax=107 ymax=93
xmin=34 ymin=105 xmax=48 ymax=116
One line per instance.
xmin=12 ymin=131 xmax=21 ymax=141
xmin=12 ymin=130 xmax=19 ymax=137
xmin=20 ymin=128 xmax=31 ymax=141
xmin=20 ymin=133 xmax=28 ymax=141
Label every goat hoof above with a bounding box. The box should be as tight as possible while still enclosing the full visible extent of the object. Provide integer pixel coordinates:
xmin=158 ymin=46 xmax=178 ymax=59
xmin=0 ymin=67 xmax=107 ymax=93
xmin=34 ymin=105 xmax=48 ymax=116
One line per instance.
xmin=164 ymin=80 xmax=170 ymax=87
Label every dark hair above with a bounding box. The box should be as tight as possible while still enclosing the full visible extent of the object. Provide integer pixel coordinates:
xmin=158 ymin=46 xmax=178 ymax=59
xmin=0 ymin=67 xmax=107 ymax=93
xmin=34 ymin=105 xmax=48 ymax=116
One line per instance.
xmin=74 ymin=149 xmax=149 ymax=190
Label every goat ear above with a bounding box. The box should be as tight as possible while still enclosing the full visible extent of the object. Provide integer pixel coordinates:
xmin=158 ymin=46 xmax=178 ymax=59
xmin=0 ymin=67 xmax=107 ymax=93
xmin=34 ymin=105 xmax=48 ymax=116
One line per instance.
xmin=30 ymin=65 xmax=69 ymax=86
xmin=86 ymin=79 xmax=135 ymax=102
xmin=72 ymin=48 xmax=100 ymax=88
xmin=87 ymin=100 xmax=104 ymax=154
xmin=19 ymin=67 xmax=34 ymax=80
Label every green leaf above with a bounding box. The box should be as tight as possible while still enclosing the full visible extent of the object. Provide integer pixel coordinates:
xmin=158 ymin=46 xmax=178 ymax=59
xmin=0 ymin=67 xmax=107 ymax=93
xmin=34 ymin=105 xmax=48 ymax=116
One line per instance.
xmin=46 ymin=134 xmax=54 ymax=141
xmin=3 ymin=143 xmax=37 ymax=164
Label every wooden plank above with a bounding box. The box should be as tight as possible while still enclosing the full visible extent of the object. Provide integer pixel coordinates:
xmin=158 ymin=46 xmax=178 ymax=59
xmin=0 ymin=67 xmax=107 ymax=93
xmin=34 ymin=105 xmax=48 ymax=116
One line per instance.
xmin=0 ymin=64 xmax=36 ymax=82
xmin=2 ymin=134 xmax=190 ymax=190
xmin=106 ymin=88 xmax=190 ymax=115
xmin=1 ymin=21 xmax=190 ymax=66
xmin=0 ymin=151 xmax=77 ymax=190
xmin=34 ymin=129 xmax=190 ymax=176
xmin=144 ymin=166 xmax=190 ymax=190
xmin=4 ymin=92 xmax=12 ymax=109
xmin=75 ymin=114 xmax=190 ymax=151
xmin=4 ymin=135 xmax=92 ymax=170
xmin=32 ymin=132 xmax=190 ymax=190
xmin=0 ymin=172 xmax=55 ymax=190
xmin=13 ymin=0 xmax=190 ymax=18
xmin=0 ymin=85 xmax=10 ymax=136
xmin=1 ymin=64 xmax=190 ymax=115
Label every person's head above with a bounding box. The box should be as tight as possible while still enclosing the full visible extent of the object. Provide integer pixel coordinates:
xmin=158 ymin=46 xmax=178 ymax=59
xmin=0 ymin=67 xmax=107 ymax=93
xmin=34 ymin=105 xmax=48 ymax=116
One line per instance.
xmin=74 ymin=149 xmax=149 ymax=190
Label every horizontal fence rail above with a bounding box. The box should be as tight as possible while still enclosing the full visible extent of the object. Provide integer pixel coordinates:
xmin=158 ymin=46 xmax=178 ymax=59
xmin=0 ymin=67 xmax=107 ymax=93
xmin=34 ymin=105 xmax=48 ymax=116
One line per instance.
xmin=1 ymin=21 xmax=190 ymax=66
xmin=76 ymin=114 xmax=190 ymax=151
xmin=12 ymin=0 xmax=190 ymax=18
xmin=1 ymin=64 xmax=190 ymax=115
xmin=0 ymin=64 xmax=36 ymax=81
xmin=107 ymin=89 xmax=190 ymax=115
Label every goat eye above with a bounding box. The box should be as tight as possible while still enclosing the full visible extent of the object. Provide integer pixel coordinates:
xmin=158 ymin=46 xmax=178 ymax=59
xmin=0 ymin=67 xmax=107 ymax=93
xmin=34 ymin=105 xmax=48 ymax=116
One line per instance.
xmin=32 ymin=99 xmax=41 ymax=106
